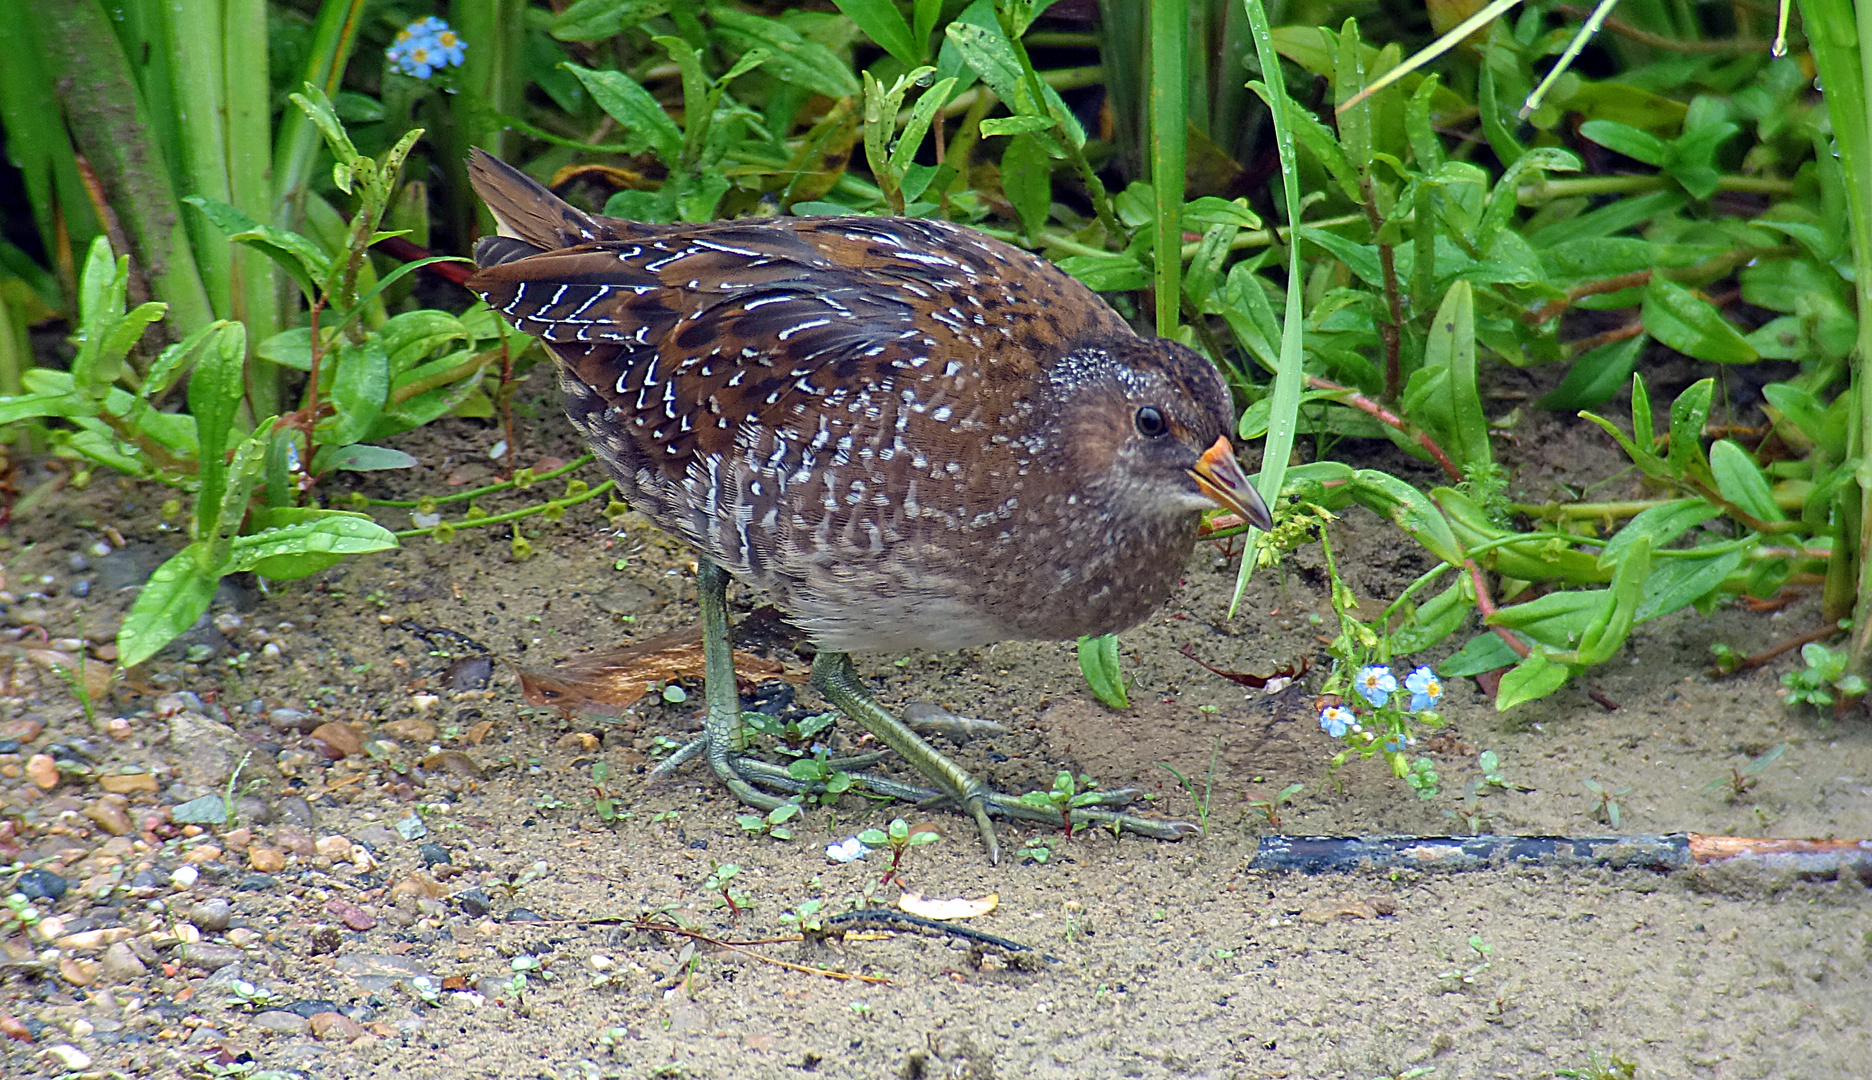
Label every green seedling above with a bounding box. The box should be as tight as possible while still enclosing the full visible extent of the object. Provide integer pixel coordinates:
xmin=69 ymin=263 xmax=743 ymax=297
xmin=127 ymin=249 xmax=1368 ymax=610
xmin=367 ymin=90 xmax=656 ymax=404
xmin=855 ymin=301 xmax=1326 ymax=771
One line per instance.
xmin=856 ymin=818 xmax=939 ymax=886
xmin=1445 ymin=780 xmax=1490 ymax=834
xmin=1556 ymin=1051 xmax=1638 ymax=1080
xmin=589 ymin=760 xmax=624 ymax=825
xmin=1017 ymin=836 xmax=1054 ymax=864
xmin=736 ymin=802 xmax=801 ymax=840
xmin=1583 ymin=779 xmax=1630 ymax=829
xmin=1404 ymin=757 xmax=1440 ymax=801
xmin=779 ymin=898 xmax=826 ymax=935
xmin=1782 ymin=641 xmax=1866 ymax=714
xmin=1708 ymin=642 xmax=1744 ymax=675
xmin=1019 ymin=771 xmax=1104 ymax=835
xmin=1157 ymin=737 xmax=1221 ymax=833
xmin=1436 ymin=935 xmax=1493 ymax=988
xmin=743 ymin=710 xmax=837 ymax=757
xmin=786 ymin=751 xmax=855 ymax=808
xmin=651 ymin=808 xmax=682 ymax=825
xmin=1475 ymin=751 xmax=1531 ymax=793
xmin=1248 ymin=782 xmax=1305 ymax=829
xmin=704 ymin=862 xmax=750 ymax=916
xmin=1702 ymin=743 xmax=1786 ymax=799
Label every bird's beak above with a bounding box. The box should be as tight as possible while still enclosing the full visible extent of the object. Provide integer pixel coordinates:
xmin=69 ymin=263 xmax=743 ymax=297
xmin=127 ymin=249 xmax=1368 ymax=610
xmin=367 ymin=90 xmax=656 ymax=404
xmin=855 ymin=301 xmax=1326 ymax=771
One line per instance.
xmin=1189 ymin=436 xmax=1274 ymax=531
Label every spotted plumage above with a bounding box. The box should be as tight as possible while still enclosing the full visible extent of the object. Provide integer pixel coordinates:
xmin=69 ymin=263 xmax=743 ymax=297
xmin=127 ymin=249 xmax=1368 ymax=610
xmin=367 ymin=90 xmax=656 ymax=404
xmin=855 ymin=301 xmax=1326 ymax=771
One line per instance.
xmin=464 ymin=149 xmax=1268 ymax=655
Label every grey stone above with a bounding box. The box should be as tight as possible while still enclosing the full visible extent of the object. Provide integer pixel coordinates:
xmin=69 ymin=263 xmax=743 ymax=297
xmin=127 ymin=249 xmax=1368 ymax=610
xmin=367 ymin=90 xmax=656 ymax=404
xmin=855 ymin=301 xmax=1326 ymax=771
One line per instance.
xmin=250 ymin=1010 xmax=310 ymax=1036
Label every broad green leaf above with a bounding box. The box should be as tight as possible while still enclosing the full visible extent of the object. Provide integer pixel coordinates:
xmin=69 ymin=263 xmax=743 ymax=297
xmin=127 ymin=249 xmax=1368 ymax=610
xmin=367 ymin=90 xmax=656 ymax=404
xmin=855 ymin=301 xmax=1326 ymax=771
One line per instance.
xmin=551 ymin=0 xmax=669 ymax=42
xmin=1077 ymin=634 xmax=1128 ymax=709
xmin=1001 ymin=133 xmax=1051 ymax=235
xmin=313 ymin=444 xmax=418 ymax=472
xmin=1667 ymin=377 xmax=1715 ymax=475
xmin=189 ymin=323 xmax=248 ymax=539
xmin=1709 ymin=439 xmax=1785 ymax=522
xmin=1535 ymin=334 xmax=1646 ymax=411
xmin=1641 ymin=277 xmax=1757 ymax=363
xmin=833 ymin=0 xmax=920 ymax=66
xmin=944 ymin=19 xmax=1084 ymax=148
xmin=378 ymin=310 xmax=468 ymax=374
xmin=1420 ymin=281 xmax=1489 ymax=468
xmin=1496 ymin=650 xmax=1571 ymax=710
xmin=1390 ymin=580 xmax=1474 ymax=655
xmin=322 ymin=338 xmax=390 ymax=448
xmin=1441 ymin=631 xmax=1521 ymax=678
xmin=1577 ymin=535 xmax=1648 ymax=666
xmin=1348 ymin=470 xmax=1464 ymax=565
xmin=1297 ymin=225 xmax=1383 ymax=288
xmin=1484 ymin=588 xmax=1606 ymax=646
xmin=118 ymin=544 xmax=222 ymax=669
xmin=978 ymin=115 xmax=1057 ymax=137
xmin=1598 ymin=498 xmax=1719 ymax=570
xmin=564 ymin=64 xmax=684 ymax=166
xmin=1056 ymin=253 xmax=1147 ymax=292
xmin=1578 ymin=119 xmax=1668 ymax=165
xmin=186 ymin=195 xmax=331 ymax=301
xmin=143 ymin=323 xmax=221 ymax=401
xmin=231 ymin=515 xmax=399 ymax=578
xmin=711 ymin=7 xmax=861 ymax=100
xmin=1636 ymin=541 xmax=1752 ymax=622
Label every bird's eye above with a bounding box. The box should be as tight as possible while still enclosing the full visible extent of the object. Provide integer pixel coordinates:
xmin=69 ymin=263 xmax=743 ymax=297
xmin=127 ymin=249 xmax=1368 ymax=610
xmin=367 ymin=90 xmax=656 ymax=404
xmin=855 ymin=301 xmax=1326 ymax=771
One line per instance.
xmin=1134 ymin=406 xmax=1168 ymax=438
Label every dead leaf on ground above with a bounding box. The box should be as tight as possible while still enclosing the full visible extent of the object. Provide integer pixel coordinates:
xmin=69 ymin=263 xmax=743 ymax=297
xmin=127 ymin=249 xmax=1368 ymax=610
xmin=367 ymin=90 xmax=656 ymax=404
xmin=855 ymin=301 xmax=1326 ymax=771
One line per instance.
xmin=513 ymin=627 xmax=802 ymax=716
xmin=899 ymin=892 xmax=998 ymax=920
xmin=1297 ymin=895 xmax=1399 ymax=923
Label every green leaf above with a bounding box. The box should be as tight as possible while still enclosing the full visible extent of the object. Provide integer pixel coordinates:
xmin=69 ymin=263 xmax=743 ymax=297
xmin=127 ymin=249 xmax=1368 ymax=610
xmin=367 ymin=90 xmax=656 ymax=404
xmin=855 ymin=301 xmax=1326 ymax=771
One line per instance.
xmin=1390 ymin=580 xmax=1474 ymax=655
xmin=711 ymin=6 xmax=861 ymax=100
xmin=1077 ymin=634 xmax=1128 ymax=709
xmin=1535 ymin=334 xmax=1646 ymax=412
xmin=1641 ymin=277 xmax=1757 ymax=364
xmin=1579 ymin=119 xmax=1668 ymax=165
xmin=943 ymin=18 xmax=1083 ymax=147
xmin=186 ymin=195 xmax=331 ymax=302
xmin=143 ymin=323 xmax=221 ymax=401
xmin=1056 ymin=253 xmax=1147 ymax=292
xmin=1441 ymin=631 xmax=1521 ymax=677
xmin=1001 ymin=133 xmax=1052 ymax=235
xmin=1598 ymin=498 xmax=1719 ymax=570
xmin=118 ymin=544 xmax=222 ymax=669
xmin=1667 ymin=377 xmax=1715 ymax=476
xmin=551 ymin=0 xmax=669 ymax=42
xmin=1495 ymin=651 xmax=1571 ymax=711
xmin=231 ymin=514 xmax=399 ymax=578
xmin=189 ymin=323 xmax=248 ymax=540
xmin=1419 ymin=281 xmax=1489 ymax=468
xmin=1347 ymin=470 xmax=1464 ymax=566
xmin=1296 ymin=226 xmax=1383 ymax=288
xmin=833 ymin=0 xmax=920 ymax=66
xmin=564 ymin=64 xmax=685 ymax=166
xmin=321 ymin=338 xmax=390 ymax=448
xmin=313 ymin=444 xmax=418 ymax=472
xmin=1577 ymin=535 xmax=1648 ymax=665
xmin=1636 ymin=541 xmax=1752 ymax=622
xmin=1709 ymin=439 xmax=1785 ymax=522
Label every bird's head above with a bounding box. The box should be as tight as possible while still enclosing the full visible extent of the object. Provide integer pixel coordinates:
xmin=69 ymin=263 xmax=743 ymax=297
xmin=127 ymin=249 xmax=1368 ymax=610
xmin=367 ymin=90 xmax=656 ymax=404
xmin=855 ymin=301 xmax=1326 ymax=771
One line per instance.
xmin=1039 ymin=337 xmax=1273 ymax=532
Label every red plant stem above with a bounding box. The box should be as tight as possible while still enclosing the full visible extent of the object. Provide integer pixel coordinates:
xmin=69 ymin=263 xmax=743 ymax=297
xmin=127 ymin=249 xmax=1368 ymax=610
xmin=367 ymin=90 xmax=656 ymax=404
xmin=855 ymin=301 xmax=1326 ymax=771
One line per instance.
xmin=1307 ymin=375 xmax=1463 ymax=481
xmin=1466 ymin=559 xmax=1530 ymax=659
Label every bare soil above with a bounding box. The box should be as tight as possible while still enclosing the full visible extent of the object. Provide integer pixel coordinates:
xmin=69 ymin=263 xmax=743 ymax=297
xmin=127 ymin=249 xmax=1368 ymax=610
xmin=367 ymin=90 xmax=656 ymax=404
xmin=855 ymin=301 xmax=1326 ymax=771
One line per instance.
xmin=2 ymin=371 xmax=1869 ymax=1079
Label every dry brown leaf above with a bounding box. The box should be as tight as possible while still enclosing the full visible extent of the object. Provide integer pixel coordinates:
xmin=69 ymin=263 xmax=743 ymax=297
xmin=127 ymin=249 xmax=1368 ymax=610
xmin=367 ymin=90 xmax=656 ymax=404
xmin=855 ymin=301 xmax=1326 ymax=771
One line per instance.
xmin=898 ymin=892 xmax=999 ymax=920
xmin=514 ymin=627 xmax=801 ymax=716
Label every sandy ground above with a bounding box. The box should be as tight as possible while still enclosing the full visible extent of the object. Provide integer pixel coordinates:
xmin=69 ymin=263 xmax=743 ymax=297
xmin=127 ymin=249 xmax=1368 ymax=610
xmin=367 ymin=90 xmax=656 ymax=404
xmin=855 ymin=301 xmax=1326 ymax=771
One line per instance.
xmin=2 ymin=385 xmax=1869 ymax=1079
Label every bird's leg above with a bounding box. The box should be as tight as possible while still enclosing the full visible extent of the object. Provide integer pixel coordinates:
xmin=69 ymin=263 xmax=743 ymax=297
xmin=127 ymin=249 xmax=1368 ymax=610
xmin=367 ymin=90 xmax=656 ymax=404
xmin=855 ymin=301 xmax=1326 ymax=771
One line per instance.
xmin=812 ymin=653 xmax=1201 ymax=864
xmin=694 ymin=557 xmax=789 ymax=812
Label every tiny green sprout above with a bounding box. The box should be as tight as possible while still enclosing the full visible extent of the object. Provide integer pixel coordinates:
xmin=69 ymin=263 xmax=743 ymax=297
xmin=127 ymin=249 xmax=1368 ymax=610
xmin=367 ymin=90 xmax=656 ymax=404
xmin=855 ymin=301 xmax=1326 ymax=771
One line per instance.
xmin=856 ymin=817 xmax=939 ymax=886
xmin=780 ymin=898 xmax=826 ymax=934
xmin=1709 ymin=641 xmax=1743 ymax=675
xmin=849 ymin=1000 xmax=872 ymax=1017
xmin=660 ymin=683 xmax=688 ymax=704
xmin=590 ymin=760 xmax=625 ymax=824
xmin=1583 ymin=779 xmax=1630 ymax=829
xmin=705 ymin=862 xmax=751 ymax=915
xmin=1017 ymin=836 xmax=1053 ymax=864
xmin=1404 ymin=757 xmax=1440 ymax=800
xmin=1436 ymin=934 xmax=1494 ymax=988
xmin=1019 ymin=770 xmax=1104 ymax=834
xmin=1781 ymin=640 xmax=1866 ymax=713
xmin=1248 ymin=782 xmax=1305 ymax=829
xmin=409 ymin=975 xmax=442 ymax=1005
xmin=1476 ymin=751 xmax=1531 ymax=793
xmin=649 ymin=734 xmax=685 ymax=757
xmin=1555 ymin=1051 xmax=1638 ymax=1080
xmin=651 ymin=808 xmax=682 ymax=824
xmin=737 ymin=801 xmax=802 ymax=840
xmin=786 ymin=752 xmax=854 ymax=807
xmin=1213 ymin=947 xmax=1235 ymax=960
xmin=745 ymin=710 xmax=836 ymax=757
xmin=1702 ymin=743 xmax=1786 ymax=800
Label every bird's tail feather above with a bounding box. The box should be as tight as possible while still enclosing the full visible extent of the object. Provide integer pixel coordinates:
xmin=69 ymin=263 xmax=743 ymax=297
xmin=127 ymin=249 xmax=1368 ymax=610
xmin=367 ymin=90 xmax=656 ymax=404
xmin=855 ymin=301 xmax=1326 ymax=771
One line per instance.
xmin=467 ymin=148 xmax=609 ymax=258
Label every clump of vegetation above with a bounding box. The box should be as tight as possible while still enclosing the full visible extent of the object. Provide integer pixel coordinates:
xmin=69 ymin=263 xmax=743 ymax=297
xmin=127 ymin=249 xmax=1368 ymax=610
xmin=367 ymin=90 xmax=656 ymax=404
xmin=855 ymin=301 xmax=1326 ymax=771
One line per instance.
xmin=856 ymin=818 xmax=939 ymax=886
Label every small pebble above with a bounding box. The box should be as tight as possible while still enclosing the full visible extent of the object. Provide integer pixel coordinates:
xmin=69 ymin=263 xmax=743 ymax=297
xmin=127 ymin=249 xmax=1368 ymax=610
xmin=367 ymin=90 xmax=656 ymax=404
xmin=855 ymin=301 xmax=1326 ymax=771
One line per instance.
xmin=16 ymin=868 xmax=68 ymax=901
xmin=86 ymin=799 xmax=133 ymax=836
xmin=171 ymin=864 xmax=200 ymax=889
xmin=395 ymin=814 xmax=427 ymax=841
xmin=453 ymin=889 xmax=492 ymax=918
xmin=249 ymin=848 xmax=285 ymax=872
xmin=100 ymin=941 xmax=148 ymax=982
xmin=251 ymin=1010 xmax=310 ymax=1036
xmin=417 ymin=843 xmax=451 ymax=867
xmin=26 ymin=753 xmax=60 ymax=790
xmin=188 ymin=898 xmax=233 ymax=932
xmin=45 ymin=1045 xmax=92 ymax=1070
xmin=98 ymin=771 xmax=158 ymax=794
xmin=267 ymin=707 xmax=313 ymax=733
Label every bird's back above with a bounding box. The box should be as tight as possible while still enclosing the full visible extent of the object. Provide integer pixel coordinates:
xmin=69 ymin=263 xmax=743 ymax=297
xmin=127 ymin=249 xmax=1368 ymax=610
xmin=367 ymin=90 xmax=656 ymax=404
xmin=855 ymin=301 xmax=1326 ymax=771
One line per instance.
xmin=464 ymin=150 xmax=1179 ymax=651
